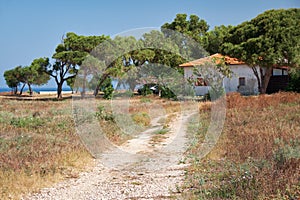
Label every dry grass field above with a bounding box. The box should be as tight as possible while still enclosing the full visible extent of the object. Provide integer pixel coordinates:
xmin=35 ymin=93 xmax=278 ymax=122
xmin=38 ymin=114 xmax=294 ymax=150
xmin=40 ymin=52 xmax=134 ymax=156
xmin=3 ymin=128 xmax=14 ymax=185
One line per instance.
xmin=0 ymin=98 xmax=92 ymax=199
xmin=1 ymin=92 xmax=299 ymax=199
xmin=183 ymin=92 xmax=300 ymax=199
xmin=0 ymin=95 xmax=181 ymax=199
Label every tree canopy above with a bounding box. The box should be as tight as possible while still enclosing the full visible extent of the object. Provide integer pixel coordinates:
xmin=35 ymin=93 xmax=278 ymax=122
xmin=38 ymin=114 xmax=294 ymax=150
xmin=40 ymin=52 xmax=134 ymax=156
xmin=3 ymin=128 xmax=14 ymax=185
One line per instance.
xmin=43 ymin=32 xmax=109 ymax=98
xmin=162 ymin=13 xmax=209 ymax=43
xmin=4 ymin=66 xmax=22 ymax=94
xmin=222 ymin=8 xmax=300 ymax=93
xmin=4 ymin=9 xmax=299 ymax=97
xmin=4 ymin=58 xmax=50 ymax=95
xmin=202 ymin=25 xmax=232 ymax=55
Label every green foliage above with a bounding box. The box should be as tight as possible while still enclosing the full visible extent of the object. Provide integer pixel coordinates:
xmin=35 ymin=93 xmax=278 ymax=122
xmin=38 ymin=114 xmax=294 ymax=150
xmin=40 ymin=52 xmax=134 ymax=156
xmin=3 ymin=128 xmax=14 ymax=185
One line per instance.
xmin=95 ymin=105 xmax=115 ymax=121
xmin=160 ymin=85 xmax=177 ymax=99
xmin=4 ymin=59 xmax=50 ymax=95
xmin=161 ymin=14 xmax=208 ymax=61
xmin=113 ymin=90 xmax=134 ymax=98
xmin=273 ymin=138 xmax=300 ymax=169
xmin=29 ymin=58 xmax=51 ymax=86
xmin=100 ymin=77 xmax=114 ymax=99
xmin=286 ymin=68 xmax=300 ymax=92
xmin=162 ymin=13 xmax=209 ymax=43
xmin=45 ymin=33 xmax=109 ymax=99
xmin=139 ymin=84 xmax=153 ymax=96
xmin=202 ymin=25 xmax=232 ymax=54
xmin=154 ymin=128 xmax=169 ymax=135
xmin=222 ymin=8 xmax=300 ymax=93
xmin=140 ymin=97 xmax=152 ymax=103
xmin=103 ymin=85 xmax=114 ymax=99
xmin=10 ymin=117 xmax=44 ymax=129
xmin=4 ymin=66 xmax=22 ymax=93
xmin=223 ymin=8 xmax=300 ymax=67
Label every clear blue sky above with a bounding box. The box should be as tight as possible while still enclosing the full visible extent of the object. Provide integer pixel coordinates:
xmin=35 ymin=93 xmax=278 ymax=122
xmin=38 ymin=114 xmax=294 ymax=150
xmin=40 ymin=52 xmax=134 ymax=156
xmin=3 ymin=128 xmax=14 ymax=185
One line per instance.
xmin=0 ymin=0 xmax=299 ymax=88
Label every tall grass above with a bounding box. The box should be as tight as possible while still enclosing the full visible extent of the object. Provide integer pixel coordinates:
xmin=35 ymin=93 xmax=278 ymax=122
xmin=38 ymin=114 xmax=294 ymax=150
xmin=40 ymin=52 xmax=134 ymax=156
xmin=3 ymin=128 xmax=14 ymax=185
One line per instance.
xmin=0 ymin=99 xmax=93 ymax=200
xmin=183 ymin=92 xmax=300 ymax=199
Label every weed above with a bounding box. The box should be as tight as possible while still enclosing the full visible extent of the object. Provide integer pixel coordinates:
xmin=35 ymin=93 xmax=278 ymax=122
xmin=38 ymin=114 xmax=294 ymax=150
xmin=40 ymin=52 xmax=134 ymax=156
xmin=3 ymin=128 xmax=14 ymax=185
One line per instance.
xmin=95 ymin=105 xmax=115 ymax=121
xmin=154 ymin=128 xmax=169 ymax=135
xmin=10 ymin=116 xmax=44 ymax=128
xmin=131 ymin=181 xmax=142 ymax=185
xmin=140 ymin=97 xmax=152 ymax=103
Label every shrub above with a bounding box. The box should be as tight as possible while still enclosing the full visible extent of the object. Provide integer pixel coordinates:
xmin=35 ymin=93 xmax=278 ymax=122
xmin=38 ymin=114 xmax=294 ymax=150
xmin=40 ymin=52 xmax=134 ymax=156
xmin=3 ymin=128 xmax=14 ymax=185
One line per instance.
xmin=10 ymin=116 xmax=44 ymax=128
xmin=286 ymin=68 xmax=300 ymax=92
xmin=131 ymin=112 xmax=151 ymax=127
xmin=139 ymin=85 xmax=153 ymax=96
xmin=103 ymin=84 xmax=114 ymax=99
xmin=160 ymin=86 xmax=177 ymax=99
xmin=95 ymin=105 xmax=115 ymax=121
xmin=101 ymin=77 xmax=114 ymax=99
xmin=140 ymin=97 xmax=152 ymax=103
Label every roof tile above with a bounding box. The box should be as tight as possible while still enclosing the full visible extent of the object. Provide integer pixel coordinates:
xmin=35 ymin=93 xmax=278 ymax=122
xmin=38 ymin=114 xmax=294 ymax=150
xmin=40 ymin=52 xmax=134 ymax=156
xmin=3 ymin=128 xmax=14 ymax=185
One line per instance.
xmin=179 ymin=53 xmax=245 ymax=67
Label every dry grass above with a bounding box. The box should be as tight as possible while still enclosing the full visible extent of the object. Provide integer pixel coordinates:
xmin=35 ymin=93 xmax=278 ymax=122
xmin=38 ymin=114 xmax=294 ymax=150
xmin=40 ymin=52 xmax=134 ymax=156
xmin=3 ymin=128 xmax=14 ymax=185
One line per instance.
xmin=183 ymin=92 xmax=300 ymax=199
xmin=0 ymin=95 xmax=189 ymax=199
xmin=0 ymin=99 xmax=93 ymax=200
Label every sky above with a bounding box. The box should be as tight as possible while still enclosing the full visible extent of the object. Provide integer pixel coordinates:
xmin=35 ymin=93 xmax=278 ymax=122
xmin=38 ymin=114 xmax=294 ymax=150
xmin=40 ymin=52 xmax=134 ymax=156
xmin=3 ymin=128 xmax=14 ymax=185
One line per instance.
xmin=0 ymin=0 xmax=299 ymax=88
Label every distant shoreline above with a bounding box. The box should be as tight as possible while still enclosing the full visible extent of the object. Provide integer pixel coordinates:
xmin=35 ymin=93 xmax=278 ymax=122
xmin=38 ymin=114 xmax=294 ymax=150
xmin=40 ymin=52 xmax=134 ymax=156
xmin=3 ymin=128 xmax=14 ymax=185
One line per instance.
xmin=0 ymin=87 xmax=72 ymax=93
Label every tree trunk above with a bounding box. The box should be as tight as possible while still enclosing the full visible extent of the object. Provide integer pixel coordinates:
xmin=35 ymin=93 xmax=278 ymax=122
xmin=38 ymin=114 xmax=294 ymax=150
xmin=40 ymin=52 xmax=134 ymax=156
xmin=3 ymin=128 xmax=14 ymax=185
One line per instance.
xmin=57 ymin=83 xmax=63 ymax=99
xmin=259 ymin=67 xmax=273 ymax=94
xmin=94 ymin=84 xmax=100 ymax=96
xmin=94 ymin=74 xmax=109 ymax=96
xmin=252 ymin=66 xmax=273 ymax=94
xmin=28 ymin=84 xmax=33 ymax=96
xmin=81 ymin=70 xmax=87 ymax=97
xmin=20 ymin=83 xmax=26 ymax=95
xmin=14 ymin=86 xmax=18 ymax=95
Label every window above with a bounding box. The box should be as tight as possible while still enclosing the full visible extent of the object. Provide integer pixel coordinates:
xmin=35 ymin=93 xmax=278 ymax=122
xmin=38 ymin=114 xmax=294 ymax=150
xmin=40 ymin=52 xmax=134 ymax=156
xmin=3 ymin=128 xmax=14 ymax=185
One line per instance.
xmin=273 ymin=68 xmax=283 ymax=76
xmin=239 ymin=77 xmax=246 ymax=86
xmin=272 ymin=68 xmax=288 ymax=76
xmin=195 ymin=78 xmax=207 ymax=86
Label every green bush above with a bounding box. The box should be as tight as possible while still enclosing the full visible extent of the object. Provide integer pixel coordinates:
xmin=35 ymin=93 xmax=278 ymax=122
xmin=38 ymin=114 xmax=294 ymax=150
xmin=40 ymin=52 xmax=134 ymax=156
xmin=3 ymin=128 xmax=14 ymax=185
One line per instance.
xmin=103 ymin=85 xmax=114 ymax=99
xmin=139 ymin=85 xmax=153 ymax=96
xmin=10 ymin=117 xmax=44 ymax=128
xmin=160 ymin=86 xmax=177 ymax=99
xmin=95 ymin=105 xmax=115 ymax=121
xmin=273 ymin=138 xmax=300 ymax=169
xmin=286 ymin=69 xmax=300 ymax=92
xmin=100 ymin=77 xmax=114 ymax=100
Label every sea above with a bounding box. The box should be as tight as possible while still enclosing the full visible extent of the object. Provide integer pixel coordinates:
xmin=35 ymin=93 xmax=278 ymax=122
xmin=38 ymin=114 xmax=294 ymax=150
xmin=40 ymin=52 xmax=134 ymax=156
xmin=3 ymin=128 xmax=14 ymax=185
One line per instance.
xmin=0 ymin=80 xmax=137 ymax=93
xmin=0 ymin=87 xmax=72 ymax=93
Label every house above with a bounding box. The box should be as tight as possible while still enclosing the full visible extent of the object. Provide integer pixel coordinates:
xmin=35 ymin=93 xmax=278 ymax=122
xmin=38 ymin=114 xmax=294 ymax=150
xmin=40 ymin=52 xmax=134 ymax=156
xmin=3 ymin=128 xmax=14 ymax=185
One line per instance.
xmin=266 ymin=66 xmax=289 ymax=94
xmin=179 ymin=53 xmax=289 ymax=96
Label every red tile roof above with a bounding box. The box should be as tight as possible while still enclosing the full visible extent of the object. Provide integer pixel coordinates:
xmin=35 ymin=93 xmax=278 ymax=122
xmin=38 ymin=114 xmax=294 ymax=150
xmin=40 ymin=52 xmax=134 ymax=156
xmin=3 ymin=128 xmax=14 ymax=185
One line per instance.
xmin=179 ymin=53 xmax=245 ymax=67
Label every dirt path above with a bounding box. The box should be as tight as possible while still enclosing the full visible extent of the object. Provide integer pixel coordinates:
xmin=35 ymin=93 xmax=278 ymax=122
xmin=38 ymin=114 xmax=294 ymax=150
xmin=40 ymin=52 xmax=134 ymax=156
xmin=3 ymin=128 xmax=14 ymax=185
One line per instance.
xmin=22 ymin=111 xmax=196 ymax=200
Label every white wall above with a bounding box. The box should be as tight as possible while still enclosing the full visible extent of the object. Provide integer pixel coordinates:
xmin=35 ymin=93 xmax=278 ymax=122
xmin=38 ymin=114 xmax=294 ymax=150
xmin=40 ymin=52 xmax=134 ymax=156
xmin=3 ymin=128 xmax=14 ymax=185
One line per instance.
xmin=224 ymin=65 xmax=259 ymax=95
xmin=183 ymin=65 xmax=259 ymax=96
xmin=184 ymin=67 xmax=211 ymax=96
